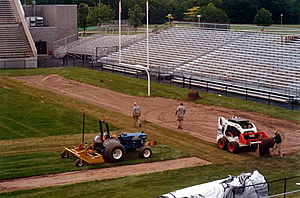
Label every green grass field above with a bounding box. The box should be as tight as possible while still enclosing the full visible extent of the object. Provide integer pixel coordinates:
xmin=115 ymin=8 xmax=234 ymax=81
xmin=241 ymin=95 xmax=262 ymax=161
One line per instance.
xmin=0 ymin=67 xmax=299 ymax=197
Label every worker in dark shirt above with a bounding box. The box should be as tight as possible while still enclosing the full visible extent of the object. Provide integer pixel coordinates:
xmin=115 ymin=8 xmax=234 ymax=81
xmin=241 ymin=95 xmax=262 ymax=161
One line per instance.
xmin=271 ymin=129 xmax=283 ymax=157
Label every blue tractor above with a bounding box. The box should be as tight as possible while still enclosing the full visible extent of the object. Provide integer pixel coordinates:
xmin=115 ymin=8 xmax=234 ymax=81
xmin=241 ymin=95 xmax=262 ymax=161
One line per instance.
xmin=61 ymin=117 xmax=152 ymax=167
xmin=91 ymin=120 xmax=152 ymax=163
xmin=118 ymin=132 xmax=152 ymax=158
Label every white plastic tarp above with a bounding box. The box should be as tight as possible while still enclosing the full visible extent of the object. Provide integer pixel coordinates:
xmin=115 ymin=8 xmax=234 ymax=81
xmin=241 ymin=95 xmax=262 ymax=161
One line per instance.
xmin=159 ymin=170 xmax=268 ymax=198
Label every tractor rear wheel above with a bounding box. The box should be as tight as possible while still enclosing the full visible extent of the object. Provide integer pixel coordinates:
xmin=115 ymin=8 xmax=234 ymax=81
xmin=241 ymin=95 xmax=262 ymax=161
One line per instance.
xmin=104 ymin=143 xmax=126 ymax=163
xmin=75 ymin=159 xmax=84 ymax=167
xmin=61 ymin=150 xmax=69 ymax=158
xmin=217 ymin=137 xmax=229 ymax=150
xmin=227 ymin=142 xmax=239 ymax=154
xmin=139 ymin=147 xmax=152 ymax=158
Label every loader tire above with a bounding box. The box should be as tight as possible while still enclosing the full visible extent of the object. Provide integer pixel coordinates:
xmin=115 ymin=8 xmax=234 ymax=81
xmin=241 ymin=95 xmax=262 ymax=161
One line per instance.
xmin=259 ymin=138 xmax=274 ymax=156
xmin=104 ymin=143 xmax=126 ymax=163
xmin=61 ymin=150 xmax=69 ymax=158
xmin=139 ymin=147 xmax=152 ymax=158
xmin=247 ymin=144 xmax=258 ymax=152
xmin=227 ymin=142 xmax=239 ymax=154
xmin=218 ymin=137 xmax=229 ymax=150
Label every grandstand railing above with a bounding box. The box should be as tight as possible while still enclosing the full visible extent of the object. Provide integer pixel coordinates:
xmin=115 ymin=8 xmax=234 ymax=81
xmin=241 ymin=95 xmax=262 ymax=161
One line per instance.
xmin=170 ymin=74 xmax=299 ymax=103
xmin=92 ymin=61 xmax=299 ymax=105
xmin=173 ymin=21 xmax=300 ymax=35
xmin=255 ymin=175 xmax=300 ymax=197
xmin=225 ymin=175 xmax=300 ymax=197
xmin=89 ymin=61 xmax=299 ymax=109
xmin=53 ymin=33 xmax=79 ymax=53
xmin=2 ymin=56 xmax=298 ymax=110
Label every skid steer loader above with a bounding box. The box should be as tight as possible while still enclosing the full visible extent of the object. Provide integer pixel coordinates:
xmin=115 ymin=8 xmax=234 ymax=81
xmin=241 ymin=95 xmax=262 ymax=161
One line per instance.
xmin=217 ymin=116 xmax=274 ymax=156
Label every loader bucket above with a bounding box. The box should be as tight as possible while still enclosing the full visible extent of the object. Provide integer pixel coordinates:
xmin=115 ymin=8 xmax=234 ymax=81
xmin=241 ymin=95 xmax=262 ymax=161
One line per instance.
xmin=259 ymin=138 xmax=274 ymax=156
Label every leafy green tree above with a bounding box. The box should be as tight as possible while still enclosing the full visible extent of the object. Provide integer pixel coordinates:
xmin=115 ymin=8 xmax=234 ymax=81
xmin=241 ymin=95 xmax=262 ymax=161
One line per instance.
xmin=258 ymin=0 xmax=296 ymax=24
xmin=198 ymin=3 xmax=229 ymax=23
xmin=78 ymin=3 xmax=88 ymax=33
xmin=223 ymin=0 xmax=258 ymax=23
xmin=86 ymin=3 xmax=115 ymax=26
xmin=149 ymin=0 xmax=181 ymax=24
xmin=186 ymin=0 xmax=223 ymax=7
xmin=253 ymin=8 xmax=273 ymax=26
xmin=128 ymin=4 xmax=145 ymax=28
xmin=33 ymin=0 xmax=300 ymax=25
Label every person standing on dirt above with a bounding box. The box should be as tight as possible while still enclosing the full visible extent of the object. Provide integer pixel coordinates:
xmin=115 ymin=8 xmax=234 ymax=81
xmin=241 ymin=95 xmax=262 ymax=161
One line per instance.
xmin=271 ymin=129 xmax=283 ymax=157
xmin=133 ymin=102 xmax=142 ymax=128
xmin=175 ymin=103 xmax=186 ymax=130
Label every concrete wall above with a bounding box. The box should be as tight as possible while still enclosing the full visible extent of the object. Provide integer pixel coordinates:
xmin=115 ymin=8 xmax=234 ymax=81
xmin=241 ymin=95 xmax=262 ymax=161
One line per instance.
xmin=23 ymin=5 xmax=77 ymax=54
xmin=0 ymin=57 xmax=37 ymax=69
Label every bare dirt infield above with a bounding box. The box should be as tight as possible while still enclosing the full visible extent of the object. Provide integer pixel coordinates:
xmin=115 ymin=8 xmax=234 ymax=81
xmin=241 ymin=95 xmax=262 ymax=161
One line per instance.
xmin=15 ymin=75 xmax=300 ymax=154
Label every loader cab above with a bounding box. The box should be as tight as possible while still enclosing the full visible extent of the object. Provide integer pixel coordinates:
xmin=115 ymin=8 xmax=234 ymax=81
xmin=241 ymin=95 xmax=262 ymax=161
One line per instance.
xmin=225 ymin=126 xmax=241 ymax=137
xmin=228 ymin=118 xmax=253 ymax=129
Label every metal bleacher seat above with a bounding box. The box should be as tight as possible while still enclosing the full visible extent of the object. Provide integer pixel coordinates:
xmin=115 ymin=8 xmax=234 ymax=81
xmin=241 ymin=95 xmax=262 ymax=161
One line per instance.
xmin=0 ymin=0 xmax=34 ymax=59
xmin=174 ymin=29 xmax=299 ymax=99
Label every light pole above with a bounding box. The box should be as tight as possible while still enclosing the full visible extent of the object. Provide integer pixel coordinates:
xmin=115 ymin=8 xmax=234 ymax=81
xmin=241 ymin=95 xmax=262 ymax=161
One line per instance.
xmin=280 ymin=14 xmax=283 ymax=29
xmin=197 ymin=14 xmax=201 ymax=28
xmin=98 ymin=0 xmax=101 ymax=32
xmin=168 ymin=14 xmax=171 ymax=25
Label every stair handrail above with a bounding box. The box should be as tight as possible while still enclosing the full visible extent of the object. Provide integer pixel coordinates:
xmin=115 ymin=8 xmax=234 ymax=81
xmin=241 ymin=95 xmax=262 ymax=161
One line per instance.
xmin=13 ymin=0 xmax=37 ymax=57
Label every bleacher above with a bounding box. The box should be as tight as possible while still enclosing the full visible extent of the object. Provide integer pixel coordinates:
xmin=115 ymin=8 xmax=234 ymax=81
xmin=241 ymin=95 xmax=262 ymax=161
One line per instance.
xmin=101 ymin=27 xmax=299 ymax=102
xmin=103 ymin=27 xmax=245 ymax=73
xmin=174 ymin=31 xmax=300 ymax=100
xmin=0 ymin=0 xmax=34 ymax=59
xmin=54 ymin=34 xmax=147 ymax=59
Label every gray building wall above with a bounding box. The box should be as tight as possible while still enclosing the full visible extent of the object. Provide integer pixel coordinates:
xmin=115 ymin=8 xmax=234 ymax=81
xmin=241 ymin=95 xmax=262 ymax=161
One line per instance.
xmin=23 ymin=5 xmax=77 ymax=54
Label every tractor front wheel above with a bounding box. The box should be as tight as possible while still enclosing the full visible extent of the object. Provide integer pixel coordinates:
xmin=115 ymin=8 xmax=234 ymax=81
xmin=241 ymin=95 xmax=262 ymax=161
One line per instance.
xmin=227 ymin=142 xmax=239 ymax=154
xmin=61 ymin=150 xmax=69 ymax=158
xmin=104 ymin=143 xmax=126 ymax=163
xmin=217 ymin=137 xmax=229 ymax=150
xmin=75 ymin=159 xmax=84 ymax=167
xmin=139 ymin=147 xmax=152 ymax=158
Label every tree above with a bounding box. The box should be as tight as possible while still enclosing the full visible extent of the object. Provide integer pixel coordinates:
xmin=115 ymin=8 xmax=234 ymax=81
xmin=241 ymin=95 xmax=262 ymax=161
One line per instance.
xmin=223 ymin=0 xmax=258 ymax=23
xmin=128 ymin=4 xmax=145 ymax=28
xmin=186 ymin=0 xmax=223 ymax=8
xmin=86 ymin=3 xmax=115 ymax=26
xmin=253 ymin=8 xmax=273 ymax=26
xmin=78 ymin=3 xmax=89 ymax=33
xmin=149 ymin=0 xmax=181 ymax=24
xmin=198 ymin=3 xmax=229 ymax=23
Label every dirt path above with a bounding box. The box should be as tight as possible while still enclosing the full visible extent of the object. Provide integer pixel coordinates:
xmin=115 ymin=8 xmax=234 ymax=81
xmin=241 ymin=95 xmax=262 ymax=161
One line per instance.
xmin=0 ymin=157 xmax=209 ymax=193
xmin=15 ymin=75 xmax=300 ymax=154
